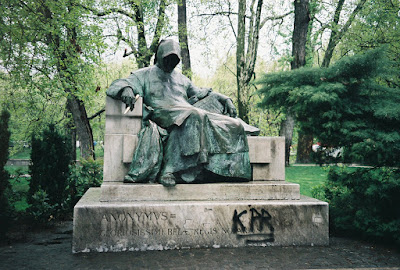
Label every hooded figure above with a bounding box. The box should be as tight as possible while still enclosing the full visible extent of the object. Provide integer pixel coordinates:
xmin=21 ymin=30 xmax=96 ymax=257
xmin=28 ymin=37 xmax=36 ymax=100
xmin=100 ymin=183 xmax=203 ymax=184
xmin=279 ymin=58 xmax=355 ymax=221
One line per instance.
xmin=107 ymin=39 xmax=252 ymax=186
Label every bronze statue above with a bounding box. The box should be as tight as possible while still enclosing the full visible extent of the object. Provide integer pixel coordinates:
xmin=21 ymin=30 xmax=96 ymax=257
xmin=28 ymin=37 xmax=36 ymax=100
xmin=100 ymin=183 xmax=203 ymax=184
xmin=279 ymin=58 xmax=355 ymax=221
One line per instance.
xmin=107 ymin=39 xmax=256 ymax=186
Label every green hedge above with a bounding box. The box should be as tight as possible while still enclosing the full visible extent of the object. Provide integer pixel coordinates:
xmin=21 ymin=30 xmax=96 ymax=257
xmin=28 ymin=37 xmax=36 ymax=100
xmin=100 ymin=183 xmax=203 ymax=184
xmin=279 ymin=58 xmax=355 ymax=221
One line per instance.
xmin=313 ymin=167 xmax=400 ymax=246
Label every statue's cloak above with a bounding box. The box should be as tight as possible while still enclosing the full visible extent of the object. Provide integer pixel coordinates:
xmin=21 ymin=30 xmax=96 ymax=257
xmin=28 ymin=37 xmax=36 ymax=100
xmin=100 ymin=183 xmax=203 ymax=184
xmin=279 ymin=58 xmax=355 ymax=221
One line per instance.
xmin=107 ymin=40 xmax=251 ymax=183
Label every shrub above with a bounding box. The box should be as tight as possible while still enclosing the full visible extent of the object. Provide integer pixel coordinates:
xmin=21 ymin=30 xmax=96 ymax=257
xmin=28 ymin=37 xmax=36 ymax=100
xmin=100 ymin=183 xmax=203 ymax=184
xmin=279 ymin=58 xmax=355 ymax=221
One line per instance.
xmin=257 ymin=48 xmax=400 ymax=167
xmin=27 ymin=189 xmax=56 ymax=224
xmin=28 ymin=124 xmax=73 ymax=216
xmin=66 ymin=158 xmax=103 ymax=210
xmin=314 ymin=167 xmax=400 ymax=246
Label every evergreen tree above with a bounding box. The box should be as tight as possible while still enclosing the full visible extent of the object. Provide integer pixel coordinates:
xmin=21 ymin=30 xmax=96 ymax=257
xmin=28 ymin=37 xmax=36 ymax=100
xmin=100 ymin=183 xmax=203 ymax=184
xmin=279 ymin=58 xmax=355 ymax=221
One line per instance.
xmin=0 ymin=109 xmax=11 ymax=234
xmin=29 ymin=125 xmax=73 ymax=207
xmin=257 ymin=48 xmax=400 ymax=167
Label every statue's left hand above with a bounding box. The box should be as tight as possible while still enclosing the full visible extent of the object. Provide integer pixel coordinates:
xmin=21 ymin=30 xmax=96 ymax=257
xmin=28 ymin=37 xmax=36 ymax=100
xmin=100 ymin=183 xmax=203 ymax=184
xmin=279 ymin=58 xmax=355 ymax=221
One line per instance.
xmin=224 ymin=99 xmax=237 ymax=118
xmin=121 ymin=87 xmax=136 ymax=111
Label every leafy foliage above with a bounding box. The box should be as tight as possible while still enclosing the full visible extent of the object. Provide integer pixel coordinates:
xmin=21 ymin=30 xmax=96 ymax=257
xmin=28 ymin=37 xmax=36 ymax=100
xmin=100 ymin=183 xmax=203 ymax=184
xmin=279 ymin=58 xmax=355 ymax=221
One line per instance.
xmin=66 ymin=158 xmax=103 ymax=209
xmin=313 ymin=167 xmax=400 ymax=246
xmin=0 ymin=0 xmax=104 ymax=97
xmin=257 ymin=48 xmax=400 ymax=166
xmin=339 ymin=0 xmax=400 ymax=68
xmin=0 ymin=0 xmax=105 ymax=159
xmin=27 ymin=189 xmax=57 ymax=225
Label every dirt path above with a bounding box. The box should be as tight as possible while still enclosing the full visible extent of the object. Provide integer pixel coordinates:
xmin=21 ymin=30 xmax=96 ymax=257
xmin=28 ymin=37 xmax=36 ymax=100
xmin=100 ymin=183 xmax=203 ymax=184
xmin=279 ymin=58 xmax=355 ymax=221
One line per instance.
xmin=0 ymin=221 xmax=399 ymax=270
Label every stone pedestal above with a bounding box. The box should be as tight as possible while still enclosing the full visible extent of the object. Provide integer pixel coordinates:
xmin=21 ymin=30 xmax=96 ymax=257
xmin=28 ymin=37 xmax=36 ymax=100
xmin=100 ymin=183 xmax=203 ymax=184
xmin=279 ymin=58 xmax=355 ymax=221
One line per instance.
xmin=72 ymin=97 xmax=329 ymax=252
xmin=73 ymin=188 xmax=328 ymax=252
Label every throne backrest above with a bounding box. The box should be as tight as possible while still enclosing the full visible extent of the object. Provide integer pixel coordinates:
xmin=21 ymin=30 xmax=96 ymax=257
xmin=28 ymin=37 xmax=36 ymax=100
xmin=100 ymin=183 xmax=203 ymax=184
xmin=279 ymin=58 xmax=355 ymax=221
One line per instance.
xmin=103 ymin=96 xmax=143 ymax=182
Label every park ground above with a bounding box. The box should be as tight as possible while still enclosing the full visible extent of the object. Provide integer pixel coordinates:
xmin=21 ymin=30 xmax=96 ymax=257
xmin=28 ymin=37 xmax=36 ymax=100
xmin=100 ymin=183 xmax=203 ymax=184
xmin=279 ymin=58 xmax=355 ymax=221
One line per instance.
xmin=0 ymin=220 xmax=399 ymax=269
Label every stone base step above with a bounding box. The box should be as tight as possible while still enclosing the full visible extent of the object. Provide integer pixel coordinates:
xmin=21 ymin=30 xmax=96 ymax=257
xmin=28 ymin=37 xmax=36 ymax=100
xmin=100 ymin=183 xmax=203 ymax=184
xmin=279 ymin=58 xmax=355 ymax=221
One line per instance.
xmin=73 ymin=188 xmax=328 ymax=253
xmin=100 ymin=181 xmax=300 ymax=202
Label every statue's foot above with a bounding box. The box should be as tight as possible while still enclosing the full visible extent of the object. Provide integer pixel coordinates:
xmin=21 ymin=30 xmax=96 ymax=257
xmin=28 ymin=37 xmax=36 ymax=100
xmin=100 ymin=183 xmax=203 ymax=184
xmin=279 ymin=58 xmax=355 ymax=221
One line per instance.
xmin=180 ymin=166 xmax=203 ymax=183
xmin=124 ymin=175 xmax=145 ymax=183
xmin=160 ymin=173 xmax=176 ymax=187
xmin=180 ymin=171 xmax=196 ymax=182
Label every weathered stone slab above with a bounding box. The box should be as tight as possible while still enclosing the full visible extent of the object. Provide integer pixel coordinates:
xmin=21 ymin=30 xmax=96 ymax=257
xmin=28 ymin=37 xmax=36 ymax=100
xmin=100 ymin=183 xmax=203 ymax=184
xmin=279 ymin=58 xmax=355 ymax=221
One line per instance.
xmin=247 ymin=137 xmax=272 ymax=163
xmin=100 ymin=181 xmax=300 ymax=202
xmin=105 ymin=116 xmax=142 ymax=135
xmin=249 ymin=137 xmax=285 ymax=181
xmin=73 ymin=188 xmax=328 ymax=253
xmin=103 ymin=135 xmax=129 ymax=182
xmin=122 ymin=135 xmax=139 ymax=163
xmin=103 ymin=96 xmax=142 ymax=182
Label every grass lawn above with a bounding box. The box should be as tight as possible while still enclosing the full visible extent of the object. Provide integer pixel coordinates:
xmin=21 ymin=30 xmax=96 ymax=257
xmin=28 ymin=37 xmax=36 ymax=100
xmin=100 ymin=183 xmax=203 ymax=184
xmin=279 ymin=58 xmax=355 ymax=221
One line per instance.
xmin=6 ymin=166 xmax=30 ymax=212
xmin=9 ymin=149 xmax=31 ymax=159
xmin=286 ymin=166 xmax=329 ymax=197
xmin=10 ymin=146 xmax=104 ymax=160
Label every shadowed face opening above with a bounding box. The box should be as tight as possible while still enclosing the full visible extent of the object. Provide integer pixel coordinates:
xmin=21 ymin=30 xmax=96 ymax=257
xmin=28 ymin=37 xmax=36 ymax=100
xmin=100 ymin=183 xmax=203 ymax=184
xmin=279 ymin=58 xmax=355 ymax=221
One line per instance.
xmin=162 ymin=54 xmax=180 ymax=73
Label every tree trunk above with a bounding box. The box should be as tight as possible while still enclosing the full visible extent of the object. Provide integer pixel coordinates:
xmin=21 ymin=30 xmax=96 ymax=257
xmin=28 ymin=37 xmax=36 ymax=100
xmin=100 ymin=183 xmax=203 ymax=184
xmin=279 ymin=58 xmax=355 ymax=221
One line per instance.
xmin=178 ymin=0 xmax=192 ymax=79
xmin=280 ymin=0 xmax=311 ymax=166
xmin=49 ymin=3 xmax=95 ymax=161
xmin=66 ymin=95 xmax=95 ymax=160
xmin=237 ymin=81 xmax=250 ymax=123
xmin=291 ymin=0 xmax=310 ymax=70
xmin=236 ymin=0 xmax=247 ymax=122
xmin=279 ymin=113 xmax=295 ymax=166
xmin=66 ymin=116 xmax=77 ymax=162
xmin=293 ymin=0 xmax=313 ymax=164
xmin=235 ymin=0 xmax=263 ymax=124
xmin=296 ymin=131 xmax=313 ymax=163
xmin=127 ymin=0 xmax=166 ymax=68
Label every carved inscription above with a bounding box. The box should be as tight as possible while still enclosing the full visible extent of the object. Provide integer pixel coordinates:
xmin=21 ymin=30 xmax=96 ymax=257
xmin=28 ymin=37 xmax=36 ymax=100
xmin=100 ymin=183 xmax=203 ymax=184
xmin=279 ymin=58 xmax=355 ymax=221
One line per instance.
xmin=100 ymin=211 xmax=225 ymax=237
xmin=101 ymin=211 xmax=169 ymax=237
xmin=232 ymin=206 xmax=275 ymax=244
xmin=100 ymin=207 xmax=275 ymax=243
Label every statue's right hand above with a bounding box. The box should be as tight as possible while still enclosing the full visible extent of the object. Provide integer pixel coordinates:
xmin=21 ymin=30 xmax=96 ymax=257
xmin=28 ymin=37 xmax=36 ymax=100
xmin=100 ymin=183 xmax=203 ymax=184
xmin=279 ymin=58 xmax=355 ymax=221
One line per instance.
xmin=121 ymin=87 xmax=136 ymax=111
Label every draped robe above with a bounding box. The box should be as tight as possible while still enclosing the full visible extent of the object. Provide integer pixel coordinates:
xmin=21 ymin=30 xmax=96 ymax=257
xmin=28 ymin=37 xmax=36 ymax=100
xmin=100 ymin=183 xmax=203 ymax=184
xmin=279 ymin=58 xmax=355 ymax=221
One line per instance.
xmin=107 ymin=40 xmax=251 ymax=183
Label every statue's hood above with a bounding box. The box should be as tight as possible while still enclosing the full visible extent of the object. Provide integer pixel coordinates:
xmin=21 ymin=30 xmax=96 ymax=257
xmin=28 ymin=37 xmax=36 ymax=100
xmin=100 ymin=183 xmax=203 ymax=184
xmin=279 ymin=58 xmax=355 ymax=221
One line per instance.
xmin=155 ymin=39 xmax=181 ymax=72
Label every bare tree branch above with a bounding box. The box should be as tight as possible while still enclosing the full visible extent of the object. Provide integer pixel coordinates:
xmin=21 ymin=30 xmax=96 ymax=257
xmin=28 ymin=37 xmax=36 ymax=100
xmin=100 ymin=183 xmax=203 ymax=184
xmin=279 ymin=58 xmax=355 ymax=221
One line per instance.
xmin=123 ymin=49 xmax=135 ymax=57
xmin=149 ymin=0 xmax=167 ymax=54
xmin=248 ymin=0 xmax=257 ymax=50
xmin=337 ymin=0 xmax=367 ymax=40
xmin=114 ymin=21 xmax=139 ymax=58
xmin=197 ymin=11 xmax=249 ymax=18
xmin=88 ymin=108 xmax=105 ymax=120
xmin=322 ymin=0 xmax=367 ymax=67
xmin=227 ymin=1 xmax=237 ymax=38
xmin=76 ymin=3 xmax=135 ymax=20
xmin=260 ymin=10 xmax=293 ymax=29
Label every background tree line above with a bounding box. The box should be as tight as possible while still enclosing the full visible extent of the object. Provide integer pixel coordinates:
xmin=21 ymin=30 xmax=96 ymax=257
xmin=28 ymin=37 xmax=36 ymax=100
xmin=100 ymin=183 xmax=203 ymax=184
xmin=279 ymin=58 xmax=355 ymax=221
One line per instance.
xmin=2 ymin=0 xmax=398 ymax=165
